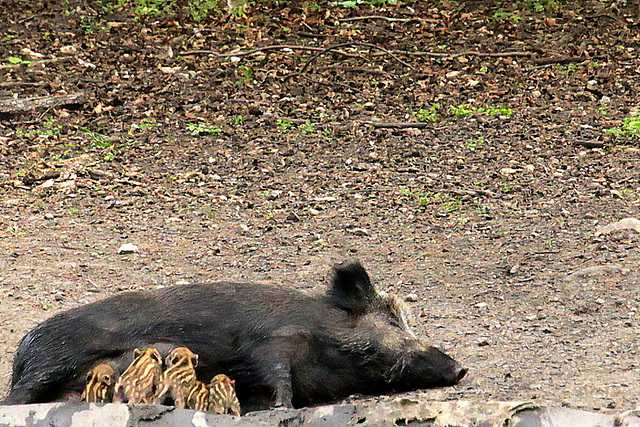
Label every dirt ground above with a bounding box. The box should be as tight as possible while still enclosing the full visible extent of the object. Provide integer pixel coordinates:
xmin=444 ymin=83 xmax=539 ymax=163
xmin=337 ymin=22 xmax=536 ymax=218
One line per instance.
xmin=1 ymin=0 xmax=640 ymax=414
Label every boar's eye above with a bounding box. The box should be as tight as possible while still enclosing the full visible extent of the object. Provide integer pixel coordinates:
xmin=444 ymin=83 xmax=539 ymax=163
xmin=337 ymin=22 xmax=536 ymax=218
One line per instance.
xmin=390 ymin=320 xmax=402 ymax=329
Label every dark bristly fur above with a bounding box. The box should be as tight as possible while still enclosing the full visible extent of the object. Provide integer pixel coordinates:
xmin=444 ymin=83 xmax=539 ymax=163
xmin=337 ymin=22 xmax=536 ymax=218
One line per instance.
xmin=5 ymin=261 xmax=466 ymax=410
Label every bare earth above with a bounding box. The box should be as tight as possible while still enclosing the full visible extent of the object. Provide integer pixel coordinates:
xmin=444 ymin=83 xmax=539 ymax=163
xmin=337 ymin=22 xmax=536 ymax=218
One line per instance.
xmin=1 ymin=0 xmax=639 ymax=414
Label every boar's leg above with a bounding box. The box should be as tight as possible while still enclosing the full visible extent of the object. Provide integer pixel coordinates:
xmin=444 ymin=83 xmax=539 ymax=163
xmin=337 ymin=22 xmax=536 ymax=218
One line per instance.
xmin=248 ymin=327 xmax=312 ymax=409
xmin=250 ymin=349 xmax=294 ymax=408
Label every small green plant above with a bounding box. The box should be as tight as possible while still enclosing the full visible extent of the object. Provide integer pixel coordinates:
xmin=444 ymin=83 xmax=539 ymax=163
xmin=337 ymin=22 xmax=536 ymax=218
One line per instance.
xmin=128 ymin=118 xmax=156 ymax=135
xmin=465 ymin=137 xmax=485 ymax=149
xmin=418 ymin=195 xmax=430 ymax=206
xmin=8 ymin=57 xmax=32 ymax=66
xmin=329 ymin=0 xmax=360 ymax=7
xmin=229 ymin=0 xmax=251 ymax=17
xmin=299 ymin=120 xmax=316 ymax=134
xmin=189 ymin=0 xmax=221 ymax=20
xmin=479 ymin=66 xmax=489 ymax=73
xmin=187 ymin=123 xmax=222 ymax=136
xmin=81 ymin=128 xmax=110 ymax=148
xmin=520 ymin=0 xmax=558 ymax=12
xmin=477 ymin=105 xmax=513 ymax=118
xmin=441 ymin=198 xmax=461 ymax=212
xmin=131 ymin=0 xmax=174 ymax=18
xmin=277 ymin=119 xmax=293 ymax=133
xmin=417 ymin=104 xmax=440 ymax=123
xmin=303 ymin=1 xmax=322 ymax=11
xmin=492 ymin=9 xmax=522 ymax=23
xmin=81 ymin=20 xmax=107 ymax=33
xmin=401 ymin=188 xmax=432 ymax=208
xmin=42 ymin=119 xmax=62 ymax=136
xmin=556 ymin=63 xmax=579 ymax=75
xmin=139 ymin=118 xmax=155 ymax=131
xmin=501 ymin=184 xmax=515 ymax=193
xmin=450 ymin=105 xmax=474 ymax=117
xmin=236 ymin=65 xmax=254 ymax=86
xmin=231 ymin=115 xmax=245 ymax=126
xmin=605 ymin=113 xmax=640 ymax=139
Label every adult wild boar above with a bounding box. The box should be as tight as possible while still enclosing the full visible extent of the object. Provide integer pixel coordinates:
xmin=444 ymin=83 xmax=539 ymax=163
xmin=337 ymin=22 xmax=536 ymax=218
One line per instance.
xmin=5 ymin=262 xmax=466 ymax=410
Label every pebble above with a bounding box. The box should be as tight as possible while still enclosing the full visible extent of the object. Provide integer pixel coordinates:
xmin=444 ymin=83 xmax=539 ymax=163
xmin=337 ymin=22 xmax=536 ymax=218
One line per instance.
xmin=118 ymin=243 xmax=138 ymax=254
xmin=350 ymin=228 xmax=370 ymax=237
xmin=405 ymin=293 xmax=418 ymax=302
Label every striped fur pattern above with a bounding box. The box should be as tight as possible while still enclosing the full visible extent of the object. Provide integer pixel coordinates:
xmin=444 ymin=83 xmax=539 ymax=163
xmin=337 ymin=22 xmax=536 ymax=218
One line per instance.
xmin=208 ymin=374 xmax=241 ymax=416
xmin=114 ymin=348 xmax=163 ymax=404
xmin=81 ymin=364 xmax=115 ymax=403
xmin=185 ymin=380 xmax=209 ymax=411
xmin=155 ymin=347 xmax=208 ymax=411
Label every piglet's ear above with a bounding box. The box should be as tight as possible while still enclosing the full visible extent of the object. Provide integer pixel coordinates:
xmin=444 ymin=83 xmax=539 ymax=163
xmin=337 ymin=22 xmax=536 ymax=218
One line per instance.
xmin=327 ymin=261 xmax=375 ymax=315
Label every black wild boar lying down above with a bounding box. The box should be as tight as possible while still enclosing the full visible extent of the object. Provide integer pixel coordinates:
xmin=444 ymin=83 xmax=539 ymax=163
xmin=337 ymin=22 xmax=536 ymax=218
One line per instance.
xmin=5 ymin=262 xmax=466 ymax=410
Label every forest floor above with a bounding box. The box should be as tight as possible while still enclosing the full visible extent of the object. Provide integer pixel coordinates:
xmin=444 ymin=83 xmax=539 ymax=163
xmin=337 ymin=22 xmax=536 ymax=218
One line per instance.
xmin=1 ymin=0 xmax=640 ymax=414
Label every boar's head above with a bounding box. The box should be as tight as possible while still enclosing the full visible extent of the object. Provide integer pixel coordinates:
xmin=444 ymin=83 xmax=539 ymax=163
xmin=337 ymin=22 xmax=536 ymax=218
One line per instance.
xmin=328 ymin=262 xmax=466 ymax=392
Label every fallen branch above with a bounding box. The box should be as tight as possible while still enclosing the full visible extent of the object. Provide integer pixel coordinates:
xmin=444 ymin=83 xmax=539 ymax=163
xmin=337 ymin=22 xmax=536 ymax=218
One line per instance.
xmin=532 ymin=55 xmax=584 ymax=65
xmin=520 ymin=64 xmax=555 ymax=73
xmin=0 ymin=82 xmax=47 ymax=88
xmin=339 ymin=15 xmax=437 ymax=23
xmin=381 ymin=50 xmax=535 ymax=59
xmin=317 ymin=65 xmax=387 ymax=74
xmin=0 ymin=56 xmax=75 ymax=70
xmin=0 ymin=92 xmax=86 ymax=114
xmin=179 ymin=45 xmax=533 ymax=68
xmin=300 ymin=42 xmax=414 ymax=73
xmin=177 ymin=45 xmax=361 ymax=59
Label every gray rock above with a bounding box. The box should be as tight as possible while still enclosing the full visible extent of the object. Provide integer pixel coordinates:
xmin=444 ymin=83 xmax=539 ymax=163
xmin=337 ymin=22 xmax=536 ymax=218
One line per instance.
xmin=0 ymin=400 xmax=638 ymax=427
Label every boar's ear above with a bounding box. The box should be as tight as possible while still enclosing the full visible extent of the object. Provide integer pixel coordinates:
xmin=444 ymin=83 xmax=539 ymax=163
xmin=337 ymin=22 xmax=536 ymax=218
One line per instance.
xmin=327 ymin=261 xmax=375 ymax=315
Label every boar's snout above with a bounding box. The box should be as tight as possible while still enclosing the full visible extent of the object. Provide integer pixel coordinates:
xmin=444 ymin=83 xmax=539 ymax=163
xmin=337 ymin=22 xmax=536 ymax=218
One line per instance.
xmin=402 ymin=345 xmax=466 ymax=389
xmin=452 ymin=364 xmax=467 ymax=383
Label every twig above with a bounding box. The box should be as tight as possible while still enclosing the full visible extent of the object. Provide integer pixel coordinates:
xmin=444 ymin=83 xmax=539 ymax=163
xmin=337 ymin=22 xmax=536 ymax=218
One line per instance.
xmin=0 ymin=82 xmax=47 ymax=88
xmin=300 ymin=42 xmax=414 ymax=73
xmin=521 ymin=63 xmax=555 ymax=73
xmin=0 ymin=56 xmax=75 ymax=70
xmin=449 ymin=51 xmax=533 ymax=59
xmin=0 ymin=92 xmax=86 ymax=114
xmin=176 ymin=45 xmax=361 ymax=59
xmin=532 ymin=55 xmax=584 ymax=65
xmin=317 ymin=65 xmax=387 ymax=74
xmin=361 ymin=122 xmax=428 ymax=129
xmin=339 ymin=15 xmax=436 ymax=23
xmin=380 ymin=50 xmax=534 ymax=59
